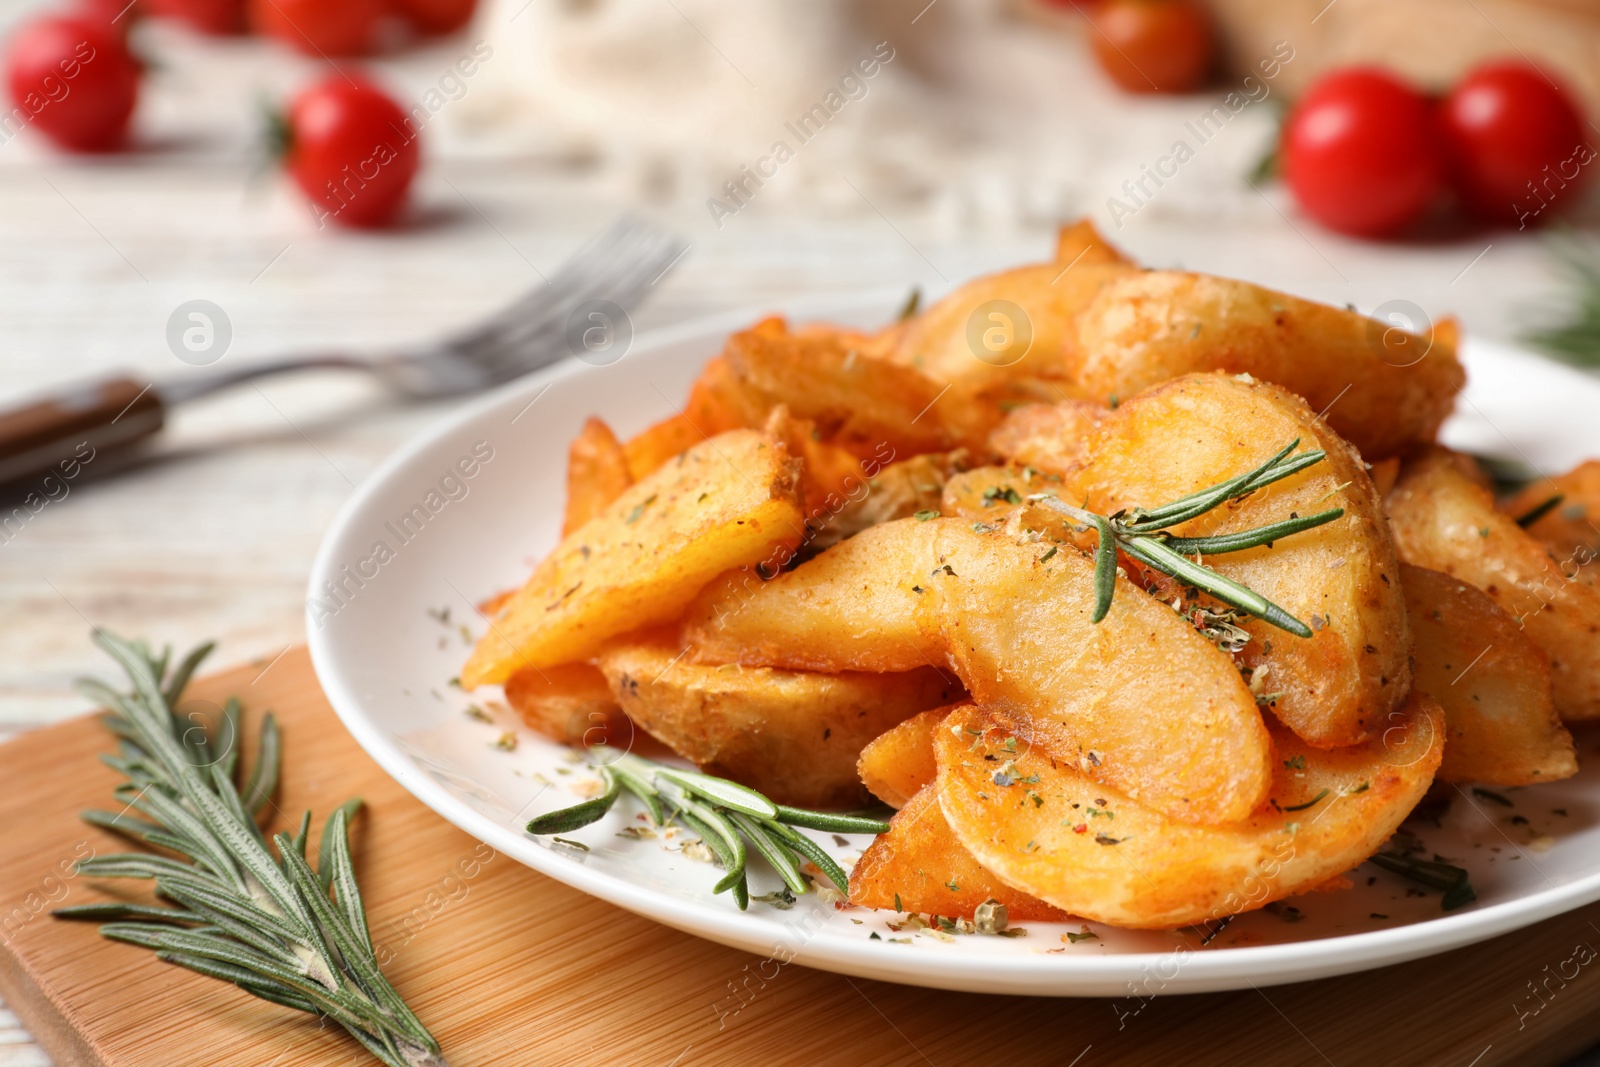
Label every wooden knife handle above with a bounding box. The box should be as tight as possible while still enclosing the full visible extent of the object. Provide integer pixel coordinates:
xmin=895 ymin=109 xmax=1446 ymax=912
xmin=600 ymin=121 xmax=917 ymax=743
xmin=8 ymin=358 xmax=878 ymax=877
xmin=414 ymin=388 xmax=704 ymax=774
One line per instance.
xmin=0 ymin=377 xmax=164 ymax=486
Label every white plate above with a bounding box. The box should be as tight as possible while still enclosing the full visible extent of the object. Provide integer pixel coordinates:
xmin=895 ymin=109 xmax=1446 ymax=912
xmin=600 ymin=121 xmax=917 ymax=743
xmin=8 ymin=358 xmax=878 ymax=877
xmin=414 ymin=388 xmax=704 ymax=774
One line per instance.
xmin=307 ymin=292 xmax=1600 ymax=996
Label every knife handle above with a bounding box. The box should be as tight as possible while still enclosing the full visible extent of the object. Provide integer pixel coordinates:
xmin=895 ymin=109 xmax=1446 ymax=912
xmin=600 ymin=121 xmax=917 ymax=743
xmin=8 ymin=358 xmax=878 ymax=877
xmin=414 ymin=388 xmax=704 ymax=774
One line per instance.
xmin=0 ymin=376 xmax=164 ymax=486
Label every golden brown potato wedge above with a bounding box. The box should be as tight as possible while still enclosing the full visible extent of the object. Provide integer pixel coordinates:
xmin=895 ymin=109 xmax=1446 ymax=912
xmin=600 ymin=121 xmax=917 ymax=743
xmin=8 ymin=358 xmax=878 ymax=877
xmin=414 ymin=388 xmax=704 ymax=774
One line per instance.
xmin=503 ymin=662 xmax=632 ymax=748
xmin=1388 ymin=448 xmax=1600 ymax=720
xmin=1068 ymin=375 xmax=1408 ymax=751
xmin=1061 ymin=272 xmax=1465 ymax=460
xmin=1400 ymin=564 xmax=1576 ymax=784
xmin=563 ymin=417 xmax=633 ymax=537
xmin=936 ymin=698 xmax=1442 ymax=929
xmin=1504 ymin=459 xmax=1600 ymax=571
xmin=893 ymin=262 xmax=1133 ymax=391
xmin=462 ymin=430 xmax=805 ymax=687
xmin=939 ymin=465 xmax=1071 ymax=533
xmin=724 ymin=317 xmax=951 ymax=458
xmin=857 ymin=706 xmax=951 ymax=809
xmin=1069 ymin=373 xmax=1409 ymax=747
xmin=986 ymin=400 xmax=1106 ymax=476
xmin=849 ymin=782 xmax=1069 ymax=922
xmin=687 ymin=517 xmax=1272 ymax=825
xmin=1056 ymin=218 xmax=1134 ymax=266
xmin=596 ymin=639 xmax=962 ymax=808
xmin=686 ymin=518 xmax=946 ymax=674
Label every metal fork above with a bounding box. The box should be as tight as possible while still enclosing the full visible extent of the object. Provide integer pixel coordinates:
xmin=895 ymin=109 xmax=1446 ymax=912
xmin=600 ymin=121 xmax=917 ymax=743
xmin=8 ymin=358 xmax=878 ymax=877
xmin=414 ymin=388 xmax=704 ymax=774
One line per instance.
xmin=0 ymin=216 xmax=689 ymax=486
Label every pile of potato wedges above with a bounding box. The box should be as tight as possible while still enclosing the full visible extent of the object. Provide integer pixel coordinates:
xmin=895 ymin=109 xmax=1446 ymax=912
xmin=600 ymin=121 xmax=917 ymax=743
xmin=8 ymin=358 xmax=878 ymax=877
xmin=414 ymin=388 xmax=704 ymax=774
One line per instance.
xmin=463 ymin=221 xmax=1593 ymax=930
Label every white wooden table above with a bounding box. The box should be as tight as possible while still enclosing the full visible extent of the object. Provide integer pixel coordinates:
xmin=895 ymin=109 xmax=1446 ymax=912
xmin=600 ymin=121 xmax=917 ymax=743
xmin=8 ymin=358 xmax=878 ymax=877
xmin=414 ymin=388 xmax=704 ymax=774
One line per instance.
xmin=0 ymin=5 xmax=1596 ymax=1063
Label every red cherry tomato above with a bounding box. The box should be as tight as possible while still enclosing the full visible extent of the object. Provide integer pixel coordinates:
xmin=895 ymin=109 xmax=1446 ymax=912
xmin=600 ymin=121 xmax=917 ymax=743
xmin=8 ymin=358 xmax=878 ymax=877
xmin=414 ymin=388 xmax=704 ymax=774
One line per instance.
xmin=393 ymin=0 xmax=476 ymax=35
xmin=148 ymin=0 xmax=246 ymax=35
xmin=1089 ymin=0 xmax=1212 ymax=94
xmin=250 ymin=0 xmax=383 ymax=55
xmin=1282 ymin=67 xmax=1444 ymax=237
xmin=1440 ymin=60 xmax=1591 ymax=227
xmin=5 ymin=14 xmax=140 ymax=152
xmin=285 ymin=76 xmax=419 ymax=229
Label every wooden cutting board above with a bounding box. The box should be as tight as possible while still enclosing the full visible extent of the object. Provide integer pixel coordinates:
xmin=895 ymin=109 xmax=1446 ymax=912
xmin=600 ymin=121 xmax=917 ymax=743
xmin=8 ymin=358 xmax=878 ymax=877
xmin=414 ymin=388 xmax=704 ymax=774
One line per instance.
xmin=4 ymin=647 xmax=1600 ymax=1067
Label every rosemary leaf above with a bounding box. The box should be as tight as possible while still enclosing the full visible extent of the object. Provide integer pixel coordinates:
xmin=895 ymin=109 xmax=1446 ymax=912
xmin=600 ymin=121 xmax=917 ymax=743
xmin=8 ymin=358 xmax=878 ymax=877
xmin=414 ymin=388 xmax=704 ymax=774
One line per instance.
xmin=53 ymin=902 xmax=202 ymax=923
xmin=771 ymin=806 xmax=891 ymax=835
xmin=526 ymin=767 xmax=620 ymax=834
xmin=1122 ymin=536 xmax=1313 ymax=638
xmin=1515 ymin=493 xmax=1565 ymax=528
xmin=654 ymin=766 xmax=778 ymax=820
xmin=730 ymin=813 xmax=810 ymax=895
xmin=1369 ymin=852 xmax=1476 ymax=911
xmin=242 ymin=711 xmax=281 ymax=818
xmin=764 ymin=821 xmax=851 ymax=892
xmin=1161 ymin=508 xmax=1345 ymax=556
xmin=1087 ymin=511 xmax=1118 ymax=623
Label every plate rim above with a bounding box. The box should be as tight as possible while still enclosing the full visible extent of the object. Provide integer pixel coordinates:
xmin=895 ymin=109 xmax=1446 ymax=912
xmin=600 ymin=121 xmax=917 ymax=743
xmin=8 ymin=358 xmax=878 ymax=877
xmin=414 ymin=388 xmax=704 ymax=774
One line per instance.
xmin=306 ymin=297 xmax=1600 ymax=996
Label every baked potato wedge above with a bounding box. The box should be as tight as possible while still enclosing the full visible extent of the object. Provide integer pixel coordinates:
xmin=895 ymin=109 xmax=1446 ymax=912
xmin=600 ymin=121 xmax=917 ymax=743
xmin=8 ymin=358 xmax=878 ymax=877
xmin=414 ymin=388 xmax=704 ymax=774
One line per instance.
xmin=563 ymin=417 xmax=633 ymax=536
xmin=462 ymin=429 xmax=805 ymax=686
xmin=1069 ymin=373 xmax=1410 ymax=747
xmin=986 ymin=399 xmax=1105 ymax=476
xmin=688 ymin=517 xmax=1272 ymax=825
xmin=1388 ymin=447 xmax=1600 ymax=720
xmin=1504 ymin=459 xmax=1600 ymax=571
xmin=1061 ymin=272 xmax=1465 ymax=460
xmin=849 ymin=782 xmax=1069 ymax=922
xmin=596 ymin=639 xmax=961 ymax=808
xmin=1400 ymin=564 xmax=1576 ymax=784
xmin=503 ymin=662 xmax=632 ymax=748
xmin=724 ymin=317 xmax=951 ymax=457
xmin=857 ymin=706 xmax=951 ymax=809
xmin=936 ymin=698 xmax=1442 ymax=929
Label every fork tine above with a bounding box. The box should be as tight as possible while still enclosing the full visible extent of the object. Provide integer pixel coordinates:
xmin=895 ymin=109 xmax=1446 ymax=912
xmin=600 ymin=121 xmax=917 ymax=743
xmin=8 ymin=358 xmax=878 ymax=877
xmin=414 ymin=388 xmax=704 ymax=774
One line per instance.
xmin=443 ymin=217 xmax=653 ymax=352
xmin=454 ymin=223 xmax=689 ymax=375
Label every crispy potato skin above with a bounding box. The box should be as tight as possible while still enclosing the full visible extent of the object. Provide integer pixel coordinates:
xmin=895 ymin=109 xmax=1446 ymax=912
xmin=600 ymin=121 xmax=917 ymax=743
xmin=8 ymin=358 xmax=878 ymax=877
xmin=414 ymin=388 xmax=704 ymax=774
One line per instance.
xmin=1061 ymin=272 xmax=1464 ymax=459
xmin=1069 ymin=373 xmax=1409 ymax=747
xmin=689 ymin=517 xmax=1272 ymax=825
xmin=857 ymin=706 xmax=952 ymax=809
xmin=1388 ymin=448 xmax=1600 ymax=720
xmin=936 ymin=699 xmax=1442 ymax=929
xmin=503 ymin=662 xmax=632 ymax=748
xmin=1505 ymin=459 xmax=1600 ymax=567
xmin=986 ymin=400 xmax=1106 ymax=476
xmin=462 ymin=430 xmax=805 ymax=687
xmin=597 ymin=640 xmax=961 ymax=808
xmin=564 ymin=417 xmax=633 ymax=537
xmin=1400 ymin=565 xmax=1576 ymax=784
xmin=849 ymin=782 xmax=1070 ymax=921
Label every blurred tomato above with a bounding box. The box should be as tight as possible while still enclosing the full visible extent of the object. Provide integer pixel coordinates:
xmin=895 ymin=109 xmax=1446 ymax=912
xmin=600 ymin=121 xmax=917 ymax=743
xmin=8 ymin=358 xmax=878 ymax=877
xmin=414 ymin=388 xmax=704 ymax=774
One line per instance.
xmin=5 ymin=13 xmax=139 ymax=151
xmin=1440 ymin=60 xmax=1591 ymax=227
xmin=250 ymin=0 xmax=382 ymax=55
xmin=393 ymin=0 xmax=476 ymax=35
xmin=1283 ymin=67 xmax=1444 ymax=237
xmin=1089 ymin=0 xmax=1212 ymax=94
xmin=148 ymin=0 xmax=246 ymax=35
xmin=284 ymin=75 xmax=418 ymax=228
xmin=73 ymin=0 xmax=138 ymax=33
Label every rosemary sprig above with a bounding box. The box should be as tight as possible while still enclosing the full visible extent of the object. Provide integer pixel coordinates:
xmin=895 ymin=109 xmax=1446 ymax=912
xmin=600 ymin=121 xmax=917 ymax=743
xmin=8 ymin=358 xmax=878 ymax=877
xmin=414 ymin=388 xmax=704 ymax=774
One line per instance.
xmin=1522 ymin=228 xmax=1600 ymax=368
xmin=527 ymin=751 xmax=888 ymax=910
xmin=1029 ymin=439 xmax=1343 ymax=638
xmin=55 ymin=632 xmax=447 ymax=1067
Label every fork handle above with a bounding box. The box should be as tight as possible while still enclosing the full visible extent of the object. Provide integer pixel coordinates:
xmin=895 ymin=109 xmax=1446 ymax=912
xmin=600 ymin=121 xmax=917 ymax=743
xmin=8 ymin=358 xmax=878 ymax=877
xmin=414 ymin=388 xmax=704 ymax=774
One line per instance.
xmin=0 ymin=376 xmax=164 ymax=486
